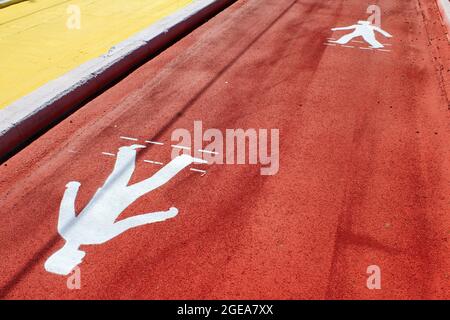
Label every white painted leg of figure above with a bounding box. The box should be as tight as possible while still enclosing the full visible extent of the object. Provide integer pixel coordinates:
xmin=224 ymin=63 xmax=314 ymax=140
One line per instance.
xmin=128 ymin=154 xmax=207 ymax=197
xmin=332 ymin=32 xmax=359 ymax=44
xmin=108 ymin=207 xmax=179 ymax=238
xmin=362 ymin=33 xmax=383 ymax=48
xmin=44 ymin=241 xmax=85 ymax=276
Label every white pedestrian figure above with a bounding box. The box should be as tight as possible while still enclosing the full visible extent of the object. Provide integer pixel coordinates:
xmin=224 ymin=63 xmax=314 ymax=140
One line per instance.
xmin=45 ymin=144 xmax=206 ymax=275
xmin=330 ymin=20 xmax=392 ymax=49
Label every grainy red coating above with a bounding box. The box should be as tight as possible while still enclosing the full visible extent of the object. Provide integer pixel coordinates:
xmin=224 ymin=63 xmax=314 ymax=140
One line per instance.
xmin=0 ymin=0 xmax=449 ymax=299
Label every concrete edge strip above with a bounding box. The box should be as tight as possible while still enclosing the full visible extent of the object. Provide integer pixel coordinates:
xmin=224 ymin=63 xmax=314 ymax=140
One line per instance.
xmin=0 ymin=0 xmax=235 ymax=158
xmin=437 ymin=0 xmax=450 ymax=39
xmin=0 ymin=0 xmax=26 ymax=9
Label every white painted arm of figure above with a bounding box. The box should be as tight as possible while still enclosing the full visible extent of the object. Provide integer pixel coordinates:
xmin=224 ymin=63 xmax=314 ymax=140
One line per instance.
xmin=331 ymin=25 xmax=356 ymax=31
xmin=374 ymin=26 xmax=393 ymax=38
xmin=128 ymin=154 xmax=206 ymax=196
xmin=57 ymin=181 xmax=80 ymax=234
xmin=109 ymin=207 xmax=179 ymax=238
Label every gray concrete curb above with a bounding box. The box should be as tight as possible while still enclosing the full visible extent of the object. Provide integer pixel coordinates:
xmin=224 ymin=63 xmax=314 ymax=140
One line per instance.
xmin=0 ymin=0 xmax=235 ymax=160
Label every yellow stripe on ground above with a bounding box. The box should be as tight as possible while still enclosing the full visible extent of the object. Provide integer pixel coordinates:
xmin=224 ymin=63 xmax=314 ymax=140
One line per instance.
xmin=0 ymin=0 xmax=193 ymax=109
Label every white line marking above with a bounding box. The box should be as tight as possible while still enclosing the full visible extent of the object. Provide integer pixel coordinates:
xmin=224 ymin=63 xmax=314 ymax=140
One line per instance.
xmin=377 ymin=49 xmax=391 ymax=52
xmin=102 ymin=152 xmax=115 ymax=157
xmin=359 ymin=47 xmax=373 ymax=50
xmin=143 ymin=160 xmax=164 ymax=165
xmin=120 ymin=136 xmax=139 ymax=141
xmin=342 ymin=45 xmax=355 ymax=48
xmin=324 ymin=43 xmax=337 ymax=46
xmin=193 ymin=158 xmax=208 ymax=164
xmin=171 ymin=145 xmax=191 ymax=150
xmin=145 ymin=140 xmax=164 ymax=145
xmin=190 ymin=168 xmax=207 ymax=176
xmin=198 ymin=149 xmax=219 ymax=155
xmin=351 ymin=39 xmax=391 ymax=46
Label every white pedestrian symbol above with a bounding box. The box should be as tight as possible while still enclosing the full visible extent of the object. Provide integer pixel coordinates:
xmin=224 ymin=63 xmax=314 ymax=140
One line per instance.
xmin=45 ymin=144 xmax=206 ymax=275
xmin=330 ymin=20 xmax=392 ymax=49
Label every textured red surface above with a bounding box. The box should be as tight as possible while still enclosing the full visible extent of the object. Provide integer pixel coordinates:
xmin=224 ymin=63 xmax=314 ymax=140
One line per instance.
xmin=0 ymin=0 xmax=449 ymax=299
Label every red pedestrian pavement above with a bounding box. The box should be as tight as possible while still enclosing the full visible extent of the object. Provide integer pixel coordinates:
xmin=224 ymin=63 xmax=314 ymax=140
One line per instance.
xmin=0 ymin=0 xmax=449 ymax=299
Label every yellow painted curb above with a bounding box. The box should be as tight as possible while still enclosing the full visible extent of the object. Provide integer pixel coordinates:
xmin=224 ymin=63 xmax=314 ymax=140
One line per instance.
xmin=0 ymin=0 xmax=193 ymax=109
